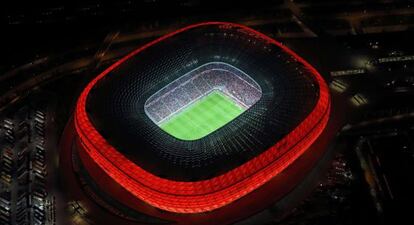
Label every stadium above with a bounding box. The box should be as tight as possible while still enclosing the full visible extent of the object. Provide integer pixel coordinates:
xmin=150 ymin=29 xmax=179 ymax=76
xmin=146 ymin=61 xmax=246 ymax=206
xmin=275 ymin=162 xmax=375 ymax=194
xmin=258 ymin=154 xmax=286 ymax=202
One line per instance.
xmin=60 ymin=22 xmax=331 ymax=224
xmin=4 ymin=2 xmax=414 ymax=225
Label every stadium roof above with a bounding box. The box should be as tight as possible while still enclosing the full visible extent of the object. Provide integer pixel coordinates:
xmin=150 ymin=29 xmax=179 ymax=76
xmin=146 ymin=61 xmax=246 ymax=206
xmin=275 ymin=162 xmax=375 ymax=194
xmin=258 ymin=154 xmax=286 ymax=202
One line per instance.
xmin=74 ymin=22 xmax=330 ymax=213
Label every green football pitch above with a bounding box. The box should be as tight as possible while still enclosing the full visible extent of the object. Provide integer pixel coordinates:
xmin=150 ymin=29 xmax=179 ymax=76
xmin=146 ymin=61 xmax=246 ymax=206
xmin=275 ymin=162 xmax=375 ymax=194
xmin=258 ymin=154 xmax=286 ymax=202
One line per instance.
xmin=160 ymin=91 xmax=245 ymax=141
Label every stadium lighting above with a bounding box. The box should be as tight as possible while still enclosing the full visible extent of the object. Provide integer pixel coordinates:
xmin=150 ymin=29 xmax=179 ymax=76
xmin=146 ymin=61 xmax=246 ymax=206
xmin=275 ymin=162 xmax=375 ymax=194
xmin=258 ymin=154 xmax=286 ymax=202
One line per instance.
xmin=144 ymin=62 xmax=262 ymax=141
xmin=73 ymin=22 xmax=330 ymax=214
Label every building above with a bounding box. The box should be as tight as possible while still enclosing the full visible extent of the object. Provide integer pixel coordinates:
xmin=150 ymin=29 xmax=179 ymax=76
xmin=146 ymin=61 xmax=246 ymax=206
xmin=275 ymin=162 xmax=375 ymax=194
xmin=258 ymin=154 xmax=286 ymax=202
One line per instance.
xmin=60 ymin=22 xmax=331 ymax=225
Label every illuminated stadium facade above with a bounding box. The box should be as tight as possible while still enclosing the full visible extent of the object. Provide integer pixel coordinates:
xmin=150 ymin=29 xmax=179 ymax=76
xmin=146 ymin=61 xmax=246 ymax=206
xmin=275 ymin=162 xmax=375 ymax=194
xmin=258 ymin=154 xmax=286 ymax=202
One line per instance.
xmin=60 ymin=22 xmax=331 ymax=224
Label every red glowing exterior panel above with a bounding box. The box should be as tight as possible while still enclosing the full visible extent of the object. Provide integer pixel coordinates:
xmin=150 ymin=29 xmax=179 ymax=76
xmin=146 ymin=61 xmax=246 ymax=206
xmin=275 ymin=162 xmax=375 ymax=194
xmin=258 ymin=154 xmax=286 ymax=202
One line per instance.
xmin=74 ymin=22 xmax=330 ymax=214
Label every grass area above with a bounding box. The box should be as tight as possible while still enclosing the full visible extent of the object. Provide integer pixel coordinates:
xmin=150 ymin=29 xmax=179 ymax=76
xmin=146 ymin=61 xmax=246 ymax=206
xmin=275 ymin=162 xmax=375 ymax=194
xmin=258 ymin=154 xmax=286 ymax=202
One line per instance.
xmin=160 ymin=90 xmax=244 ymax=141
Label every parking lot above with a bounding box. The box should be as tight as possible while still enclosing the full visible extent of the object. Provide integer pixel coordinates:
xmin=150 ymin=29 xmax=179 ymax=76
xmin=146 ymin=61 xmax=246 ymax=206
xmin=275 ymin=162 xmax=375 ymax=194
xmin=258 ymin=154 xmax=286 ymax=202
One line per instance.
xmin=0 ymin=104 xmax=54 ymax=225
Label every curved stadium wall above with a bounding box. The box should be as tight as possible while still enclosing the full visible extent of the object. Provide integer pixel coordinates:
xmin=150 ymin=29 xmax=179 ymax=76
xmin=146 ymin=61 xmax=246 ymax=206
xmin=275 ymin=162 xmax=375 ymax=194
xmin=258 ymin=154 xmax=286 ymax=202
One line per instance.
xmin=72 ymin=22 xmax=331 ymax=215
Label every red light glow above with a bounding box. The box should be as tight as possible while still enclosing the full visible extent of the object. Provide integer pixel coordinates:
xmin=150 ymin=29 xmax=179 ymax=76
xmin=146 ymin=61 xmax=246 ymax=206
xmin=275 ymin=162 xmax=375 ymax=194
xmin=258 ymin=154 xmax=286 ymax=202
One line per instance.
xmin=74 ymin=22 xmax=330 ymax=214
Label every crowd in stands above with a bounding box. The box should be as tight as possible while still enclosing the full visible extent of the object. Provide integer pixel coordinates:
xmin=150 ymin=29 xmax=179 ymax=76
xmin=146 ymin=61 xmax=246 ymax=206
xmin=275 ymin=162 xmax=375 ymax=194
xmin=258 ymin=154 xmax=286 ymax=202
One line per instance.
xmin=145 ymin=62 xmax=262 ymax=124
